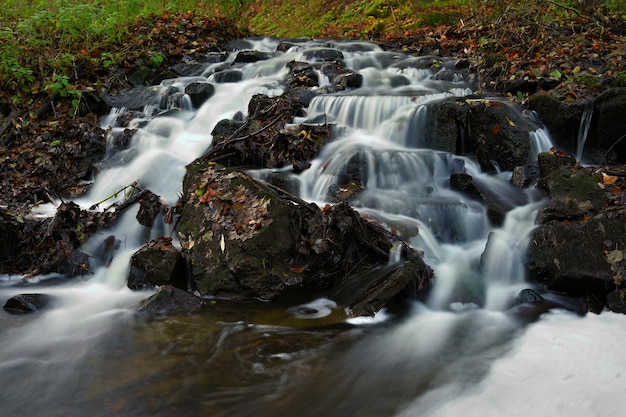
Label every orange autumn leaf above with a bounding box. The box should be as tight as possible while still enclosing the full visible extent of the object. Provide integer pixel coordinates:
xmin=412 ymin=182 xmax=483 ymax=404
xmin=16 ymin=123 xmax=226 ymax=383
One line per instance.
xmin=602 ymin=173 xmax=619 ymax=185
xmin=200 ymin=188 xmax=216 ymax=203
xmin=491 ymin=123 xmax=501 ymax=135
xmin=290 ymin=265 xmax=305 ymax=273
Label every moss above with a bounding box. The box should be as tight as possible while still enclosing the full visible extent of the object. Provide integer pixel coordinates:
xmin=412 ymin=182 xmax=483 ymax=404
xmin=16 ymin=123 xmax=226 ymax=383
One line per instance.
xmin=612 ymin=71 xmax=626 ymax=88
xmin=571 ymin=73 xmax=601 ymax=90
xmin=550 ymin=167 xmax=605 ymax=203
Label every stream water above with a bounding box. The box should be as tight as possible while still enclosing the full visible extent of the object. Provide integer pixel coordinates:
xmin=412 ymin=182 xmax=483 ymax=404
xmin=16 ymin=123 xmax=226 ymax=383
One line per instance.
xmin=2 ymin=38 xmax=625 ymax=417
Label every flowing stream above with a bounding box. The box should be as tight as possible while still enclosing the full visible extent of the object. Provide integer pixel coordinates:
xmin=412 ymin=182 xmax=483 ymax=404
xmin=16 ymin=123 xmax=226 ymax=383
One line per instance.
xmin=2 ymin=38 xmax=625 ymax=417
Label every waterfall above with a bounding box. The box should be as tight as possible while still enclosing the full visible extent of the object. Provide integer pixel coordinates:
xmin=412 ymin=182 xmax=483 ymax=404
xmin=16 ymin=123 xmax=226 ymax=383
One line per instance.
xmin=3 ymin=37 xmax=617 ymax=417
xmin=575 ymin=99 xmax=593 ymax=162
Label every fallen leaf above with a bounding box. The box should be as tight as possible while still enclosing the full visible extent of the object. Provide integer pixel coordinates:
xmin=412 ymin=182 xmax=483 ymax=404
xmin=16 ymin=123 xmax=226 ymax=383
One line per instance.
xmin=602 ymin=173 xmax=618 ymax=185
xmin=290 ymin=265 xmax=305 ymax=273
xmin=220 ymin=234 xmax=225 ymax=253
xmin=606 ymin=249 xmax=624 ymax=264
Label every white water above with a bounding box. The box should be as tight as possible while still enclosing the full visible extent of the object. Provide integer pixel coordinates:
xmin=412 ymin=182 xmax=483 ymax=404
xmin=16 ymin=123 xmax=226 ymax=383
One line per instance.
xmin=2 ymin=37 xmax=619 ymax=417
xmin=576 ymin=99 xmax=594 ymax=162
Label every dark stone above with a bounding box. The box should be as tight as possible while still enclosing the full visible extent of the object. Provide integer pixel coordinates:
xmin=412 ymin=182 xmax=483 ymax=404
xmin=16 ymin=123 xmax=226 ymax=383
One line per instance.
xmin=528 ymin=93 xmax=583 ymax=157
xmin=300 ymin=48 xmax=345 ymax=62
xmin=127 ymin=66 xmax=157 ymax=87
xmin=233 ymin=50 xmax=276 ymax=63
xmin=590 ymin=88 xmax=626 ymax=164
xmin=171 ymin=62 xmax=208 ymax=77
xmin=211 ymin=69 xmax=243 ymax=83
xmin=177 ymin=164 xmax=433 ymax=316
xmin=508 ymin=289 xmax=586 ymax=323
xmin=211 ymin=119 xmax=243 ymax=139
xmin=527 ymin=217 xmax=623 ymax=302
xmin=104 ymin=86 xmax=162 ymax=111
xmin=128 ymin=238 xmax=187 ymax=291
xmin=334 ymin=72 xmax=363 ymax=90
xmin=3 ymin=294 xmax=50 ymax=314
xmin=185 ymin=82 xmax=215 ymax=108
xmin=137 ymin=285 xmax=205 ymax=315
xmin=607 ymin=289 xmax=626 ymax=314
xmin=511 ymin=164 xmax=539 ymax=188
xmin=56 ymin=250 xmax=91 ymax=277
xmin=285 ymin=61 xmax=319 ymax=89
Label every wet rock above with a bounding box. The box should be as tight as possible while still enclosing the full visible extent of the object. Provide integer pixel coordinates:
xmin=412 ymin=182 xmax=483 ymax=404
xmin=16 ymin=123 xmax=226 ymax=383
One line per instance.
xmin=176 ymin=163 xmax=432 ymax=316
xmin=206 ymin=93 xmax=329 ymax=169
xmin=301 ymin=48 xmax=345 ymax=62
xmin=94 ymin=235 xmax=122 ymax=267
xmin=128 ymin=237 xmax=187 ymax=290
xmin=185 ymin=82 xmax=215 ymax=108
xmin=508 ymin=288 xmax=586 ymax=323
xmin=333 ymin=72 xmax=363 ymax=90
xmin=137 ymin=285 xmax=205 ymax=315
xmin=426 ymin=98 xmax=540 ymax=172
xmin=530 ymin=88 xmax=626 ymax=165
xmin=536 ymin=151 xmax=605 ymax=222
xmin=511 ymin=164 xmax=539 ymax=188
xmin=211 ymin=69 xmax=243 ymax=83
xmin=104 ymin=86 xmax=162 ymax=111
xmin=526 ymin=157 xmax=626 ymax=312
xmin=590 ymin=88 xmax=626 ymax=164
xmin=233 ymin=50 xmax=276 ymax=63
xmin=3 ymin=294 xmax=50 ymax=314
xmin=607 ymin=289 xmax=626 ymax=314
xmin=211 ymin=119 xmax=244 ymax=139
xmin=285 ymin=61 xmax=319 ymax=89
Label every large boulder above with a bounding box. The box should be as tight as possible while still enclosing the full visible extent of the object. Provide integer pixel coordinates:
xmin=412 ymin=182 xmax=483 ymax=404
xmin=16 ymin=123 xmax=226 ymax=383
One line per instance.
xmin=175 ymin=162 xmax=433 ymax=316
xmin=426 ymin=98 xmax=539 ymax=172
xmin=526 ymin=150 xmax=626 ymax=312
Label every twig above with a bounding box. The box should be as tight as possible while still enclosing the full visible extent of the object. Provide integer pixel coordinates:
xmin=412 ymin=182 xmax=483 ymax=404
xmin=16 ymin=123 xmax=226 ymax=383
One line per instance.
xmin=544 ymin=0 xmax=590 ymax=20
xmin=262 ymin=181 xmax=319 ymax=213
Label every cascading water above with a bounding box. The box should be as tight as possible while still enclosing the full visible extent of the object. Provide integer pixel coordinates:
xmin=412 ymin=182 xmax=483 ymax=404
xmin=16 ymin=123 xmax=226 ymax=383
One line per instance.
xmin=2 ymin=38 xmax=625 ymax=417
xmin=575 ymin=99 xmax=594 ymax=162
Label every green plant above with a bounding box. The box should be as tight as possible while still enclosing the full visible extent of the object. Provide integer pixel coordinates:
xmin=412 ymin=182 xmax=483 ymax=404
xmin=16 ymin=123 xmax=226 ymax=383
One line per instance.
xmin=45 ymin=73 xmax=82 ymax=108
xmin=149 ymin=52 xmax=165 ymax=68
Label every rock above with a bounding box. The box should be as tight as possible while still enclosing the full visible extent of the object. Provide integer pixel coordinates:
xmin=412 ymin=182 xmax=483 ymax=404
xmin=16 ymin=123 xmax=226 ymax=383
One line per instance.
xmin=285 ymin=61 xmax=319 ymax=89
xmin=104 ymin=86 xmax=163 ymax=111
xmin=507 ymin=288 xmax=586 ymax=323
xmin=536 ymin=151 xmax=605 ymax=223
xmin=211 ymin=69 xmax=243 ymax=83
xmin=176 ymin=163 xmax=432 ymax=316
xmin=425 ymin=98 xmax=540 ymax=172
xmin=607 ymin=289 xmax=626 ymax=314
xmin=511 ymin=164 xmax=539 ymax=188
xmin=206 ymin=93 xmax=329 ymax=169
xmin=185 ymin=82 xmax=215 ymax=108
xmin=300 ymin=48 xmax=344 ymax=62
xmin=526 ymin=157 xmax=626 ymax=311
xmin=333 ymin=72 xmax=363 ymax=90
xmin=137 ymin=285 xmax=205 ymax=315
xmin=589 ymin=88 xmax=626 ymax=164
xmin=128 ymin=237 xmax=187 ymax=290
xmin=3 ymin=294 xmax=50 ymax=314
xmin=530 ymin=89 xmax=626 ymax=165
xmin=233 ymin=50 xmax=276 ymax=63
